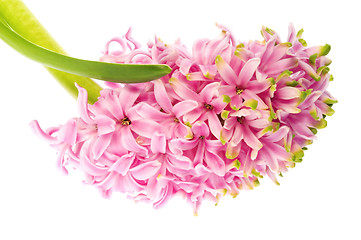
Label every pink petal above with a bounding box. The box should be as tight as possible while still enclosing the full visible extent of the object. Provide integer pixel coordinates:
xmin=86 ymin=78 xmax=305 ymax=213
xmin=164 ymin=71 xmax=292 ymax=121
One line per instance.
xmin=248 ymin=118 xmax=270 ymax=129
xmin=275 ymin=87 xmax=301 ymax=100
xmin=204 ymin=151 xmax=226 ymax=176
xmin=118 ymin=85 xmax=142 ymax=112
xmin=120 ymin=126 xmax=148 ymax=156
xmin=192 ymin=121 xmax=210 ymax=138
xmin=153 ymin=80 xmax=173 ymax=113
xmin=174 ymin=181 xmax=198 ymax=193
xmin=192 ymin=38 xmax=207 ymax=63
xmin=131 ymin=119 xmax=163 ymax=138
xmin=218 ymin=85 xmax=236 ymax=96
xmin=263 ymin=126 xmax=289 ymax=142
xmin=299 ymin=91 xmax=322 ymax=109
xmin=151 ymin=132 xmax=166 ymax=154
xmin=130 ymin=161 xmax=161 ymax=180
xmin=80 ymin=155 xmax=108 ymax=176
xmin=114 ymin=174 xmax=144 ymax=193
xmin=103 ymin=90 xmax=124 ymax=120
xmin=205 ymin=33 xmax=231 ymax=64
xmin=208 ymin=111 xmax=222 ymax=139
xmin=290 ymin=121 xmax=316 ymax=140
xmin=172 ymin=100 xmax=199 ymax=118
xmin=184 ymin=107 xmax=203 ymax=124
xmin=215 ymin=55 xmax=238 ymax=85
xmin=199 ymin=65 xmax=218 ymax=79
xmin=242 ymin=89 xmax=269 ymax=110
xmin=199 ymin=82 xmax=220 ymax=104
xmin=287 ymin=23 xmax=296 ymax=43
xmin=264 ymin=58 xmax=298 ymax=75
xmin=231 ymin=124 xmax=244 ymax=145
xmin=179 ymin=58 xmax=193 ymax=75
xmin=247 ymin=79 xmax=271 ymax=94
xmin=167 ymin=154 xmax=194 ymax=171
xmin=93 ymin=133 xmax=113 ymax=159
xmin=106 ymin=127 xmax=128 ymax=156
xmin=94 ymin=115 xmax=116 ymax=135
xmin=29 ymin=120 xmax=58 ymax=144
xmin=211 ymin=97 xmax=228 ymax=114
xmin=109 ymin=152 xmax=136 ymax=176
xmin=205 ymin=139 xmax=224 ymax=152
xmin=238 ymin=58 xmax=261 ymax=87
xmin=194 ymin=141 xmax=206 ymax=165
xmin=243 ymin=125 xmax=263 ymax=151
xmin=134 ymin=102 xmax=169 ymax=121
xmin=169 ymin=78 xmax=201 ymax=102
xmin=266 ymin=43 xmax=290 ymax=64
xmin=260 ymin=36 xmax=277 ymax=63
xmin=220 ymin=128 xmax=233 ymax=144
xmin=57 ymin=119 xmax=77 ymax=145
xmin=225 ymin=141 xmax=240 ymax=159
xmin=171 ymin=138 xmax=198 ymax=151
xmin=261 ymin=147 xmax=279 ymax=172
xmin=76 ymin=84 xmax=95 ymax=124
xmin=223 ymin=116 xmax=237 ymax=131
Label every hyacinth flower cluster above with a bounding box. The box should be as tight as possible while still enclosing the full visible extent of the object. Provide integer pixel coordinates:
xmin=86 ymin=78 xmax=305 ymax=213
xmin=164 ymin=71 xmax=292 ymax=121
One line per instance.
xmin=28 ymin=24 xmax=336 ymax=214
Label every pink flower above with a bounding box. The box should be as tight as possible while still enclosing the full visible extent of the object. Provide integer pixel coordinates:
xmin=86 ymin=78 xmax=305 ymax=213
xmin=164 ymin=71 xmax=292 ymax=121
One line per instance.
xmin=32 ymin=24 xmax=336 ymax=213
xmin=171 ymin=122 xmax=226 ymax=176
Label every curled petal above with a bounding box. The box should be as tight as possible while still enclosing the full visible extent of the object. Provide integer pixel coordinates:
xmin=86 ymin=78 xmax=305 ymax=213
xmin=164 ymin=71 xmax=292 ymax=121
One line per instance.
xmin=76 ymin=84 xmax=95 ymax=124
xmin=109 ymin=152 xmax=136 ymax=176
xmin=172 ymin=100 xmax=199 ymax=118
xmin=130 ymin=161 xmax=161 ymax=180
xmin=167 ymin=154 xmax=194 ymax=171
xmin=30 ymin=120 xmax=58 ymax=144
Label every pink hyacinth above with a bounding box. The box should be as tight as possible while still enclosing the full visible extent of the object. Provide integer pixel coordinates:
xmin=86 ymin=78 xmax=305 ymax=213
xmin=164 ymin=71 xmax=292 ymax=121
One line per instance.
xmin=31 ymin=24 xmax=336 ymax=214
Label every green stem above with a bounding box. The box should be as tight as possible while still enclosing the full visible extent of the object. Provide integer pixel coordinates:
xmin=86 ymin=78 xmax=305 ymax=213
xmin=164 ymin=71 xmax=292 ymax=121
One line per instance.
xmin=0 ymin=19 xmax=172 ymax=83
xmin=0 ymin=0 xmax=102 ymax=103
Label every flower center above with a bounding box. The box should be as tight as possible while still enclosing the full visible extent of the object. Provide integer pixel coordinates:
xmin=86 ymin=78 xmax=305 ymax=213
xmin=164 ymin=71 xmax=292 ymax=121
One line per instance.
xmin=174 ymin=117 xmax=180 ymax=123
xmin=199 ymin=136 xmax=205 ymax=140
xmin=237 ymin=116 xmax=245 ymax=124
xmin=204 ymin=103 xmax=214 ymax=110
xmin=120 ymin=117 xmax=131 ymax=126
xmin=236 ymin=87 xmax=244 ymax=95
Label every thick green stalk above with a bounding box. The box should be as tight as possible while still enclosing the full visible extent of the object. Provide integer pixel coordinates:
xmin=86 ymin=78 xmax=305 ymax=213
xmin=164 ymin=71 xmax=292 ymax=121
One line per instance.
xmin=0 ymin=0 xmax=102 ymax=103
xmin=0 ymin=19 xmax=172 ymax=83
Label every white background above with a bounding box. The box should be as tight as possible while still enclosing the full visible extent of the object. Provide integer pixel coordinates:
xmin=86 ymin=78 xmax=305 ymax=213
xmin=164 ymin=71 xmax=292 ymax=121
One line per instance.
xmin=0 ymin=0 xmax=360 ymax=239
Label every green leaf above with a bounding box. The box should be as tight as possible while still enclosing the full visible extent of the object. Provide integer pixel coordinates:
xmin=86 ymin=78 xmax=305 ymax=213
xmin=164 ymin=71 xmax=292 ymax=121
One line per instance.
xmin=0 ymin=17 xmax=171 ymax=83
